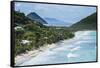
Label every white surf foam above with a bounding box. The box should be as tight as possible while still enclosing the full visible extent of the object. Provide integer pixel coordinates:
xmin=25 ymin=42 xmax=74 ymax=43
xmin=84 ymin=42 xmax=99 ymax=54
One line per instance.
xmin=70 ymin=46 xmax=81 ymax=52
xmin=19 ymin=31 xmax=95 ymax=66
xmin=74 ymin=31 xmax=91 ymax=40
xmin=67 ymin=53 xmax=79 ymax=58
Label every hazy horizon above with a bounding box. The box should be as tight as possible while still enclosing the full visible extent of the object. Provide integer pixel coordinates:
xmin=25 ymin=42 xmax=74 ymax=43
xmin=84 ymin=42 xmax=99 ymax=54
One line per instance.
xmin=15 ymin=2 xmax=96 ymax=27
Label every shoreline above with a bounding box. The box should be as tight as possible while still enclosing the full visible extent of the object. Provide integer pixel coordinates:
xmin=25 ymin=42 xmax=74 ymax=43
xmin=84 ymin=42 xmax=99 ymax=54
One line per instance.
xmin=15 ymin=36 xmax=76 ymax=66
xmin=15 ymin=30 xmax=96 ymax=66
xmin=15 ymin=42 xmax=59 ymax=66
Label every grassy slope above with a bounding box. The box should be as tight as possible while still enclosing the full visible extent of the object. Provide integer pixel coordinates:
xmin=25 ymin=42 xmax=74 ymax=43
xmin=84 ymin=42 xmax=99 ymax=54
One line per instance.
xmin=70 ymin=12 xmax=97 ymax=31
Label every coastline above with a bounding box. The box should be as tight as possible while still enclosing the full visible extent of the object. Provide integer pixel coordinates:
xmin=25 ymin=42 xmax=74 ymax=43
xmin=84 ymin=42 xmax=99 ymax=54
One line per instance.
xmin=15 ymin=35 xmax=77 ymax=66
xmin=15 ymin=43 xmax=58 ymax=66
xmin=15 ymin=30 xmax=96 ymax=66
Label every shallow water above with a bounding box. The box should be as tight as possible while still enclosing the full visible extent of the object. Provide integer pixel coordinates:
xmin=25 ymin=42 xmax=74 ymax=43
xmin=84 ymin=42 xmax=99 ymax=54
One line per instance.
xmin=19 ymin=31 xmax=97 ymax=66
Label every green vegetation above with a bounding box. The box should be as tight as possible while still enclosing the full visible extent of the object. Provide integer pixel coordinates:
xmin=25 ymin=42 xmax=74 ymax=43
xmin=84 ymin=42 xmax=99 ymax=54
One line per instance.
xmin=14 ymin=11 xmax=97 ymax=57
xmin=70 ymin=12 xmax=97 ymax=31
xmin=14 ymin=10 xmax=97 ymax=57
xmin=14 ymin=11 xmax=74 ymax=56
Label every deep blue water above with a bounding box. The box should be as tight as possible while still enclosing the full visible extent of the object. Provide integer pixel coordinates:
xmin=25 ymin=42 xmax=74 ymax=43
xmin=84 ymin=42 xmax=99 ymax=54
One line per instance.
xmin=19 ymin=31 xmax=97 ymax=66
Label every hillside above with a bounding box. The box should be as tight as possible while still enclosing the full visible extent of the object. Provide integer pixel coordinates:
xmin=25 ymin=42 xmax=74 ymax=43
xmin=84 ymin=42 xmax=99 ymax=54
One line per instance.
xmin=14 ymin=11 xmax=74 ymax=56
xmin=27 ymin=12 xmax=47 ymax=24
xmin=70 ymin=12 xmax=97 ymax=31
xmin=14 ymin=11 xmax=45 ymax=27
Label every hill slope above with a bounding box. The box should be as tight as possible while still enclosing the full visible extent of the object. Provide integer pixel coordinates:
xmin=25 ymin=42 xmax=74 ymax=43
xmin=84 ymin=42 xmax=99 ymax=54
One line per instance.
xmin=27 ymin=12 xmax=47 ymax=24
xmin=14 ymin=11 xmax=74 ymax=56
xmin=14 ymin=11 xmax=45 ymax=27
xmin=70 ymin=12 xmax=97 ymax=31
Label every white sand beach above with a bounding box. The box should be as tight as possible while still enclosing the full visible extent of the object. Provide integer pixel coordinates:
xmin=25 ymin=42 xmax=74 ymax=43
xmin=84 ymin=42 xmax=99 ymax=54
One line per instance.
xmin=15 ymin=31 xmax=96 ymax=66
xmin=15 ymin=43 xmax=57 ymax=66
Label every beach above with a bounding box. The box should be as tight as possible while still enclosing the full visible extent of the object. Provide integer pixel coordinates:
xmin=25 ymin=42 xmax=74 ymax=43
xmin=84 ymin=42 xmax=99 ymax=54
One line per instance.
xmin=15 ymin=42 xmax=57 ymax=66
xmin=15 ymin=31 xmax=96 ymax=66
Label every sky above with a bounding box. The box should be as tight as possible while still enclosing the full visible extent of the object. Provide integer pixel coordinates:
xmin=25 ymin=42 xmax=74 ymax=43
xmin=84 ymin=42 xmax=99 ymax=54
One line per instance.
xmin=14 ymin=2 xmax=96 ymax=27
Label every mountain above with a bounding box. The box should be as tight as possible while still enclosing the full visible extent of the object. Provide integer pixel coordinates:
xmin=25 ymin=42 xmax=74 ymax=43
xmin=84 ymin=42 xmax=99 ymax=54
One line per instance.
xmin=70 ymin=12 xmax=97 ymax=31
xmin=14 ymin=11 xmax=46 ymax=27
xmin=44 ymin=17 xmax=70 ymax=26
xmin=27 ymin=12 xmax=47 ymax=24
xmin=14 ymin=11 xmax=74 ymax=56
xmin=14 ymin=11 xmax=30 ymax=26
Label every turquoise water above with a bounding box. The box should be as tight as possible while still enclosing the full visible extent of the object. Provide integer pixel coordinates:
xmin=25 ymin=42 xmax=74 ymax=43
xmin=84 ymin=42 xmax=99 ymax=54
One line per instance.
xmin=19 ymin=31 xmax=97 ymax=66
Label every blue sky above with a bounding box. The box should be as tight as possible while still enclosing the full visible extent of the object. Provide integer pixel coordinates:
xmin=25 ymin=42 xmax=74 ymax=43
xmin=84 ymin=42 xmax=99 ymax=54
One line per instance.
xmin=15 ymin=2 xmax=96 ymax=27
